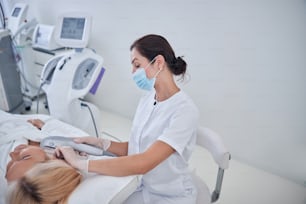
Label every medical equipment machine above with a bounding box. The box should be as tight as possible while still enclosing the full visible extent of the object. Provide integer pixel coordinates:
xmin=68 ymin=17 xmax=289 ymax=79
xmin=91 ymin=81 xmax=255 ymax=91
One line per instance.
xmin=7 ymin=3 xmax=39 ymax=103
xmin=0 ymin=29 xmax=24 ymax=113
xmin=41 ymin=12 xmax=105 ymax=136
xmin=41 ymin=136 xmax=104 ymax=156
xmin=32 ymin=24 xmax=62 ymax=51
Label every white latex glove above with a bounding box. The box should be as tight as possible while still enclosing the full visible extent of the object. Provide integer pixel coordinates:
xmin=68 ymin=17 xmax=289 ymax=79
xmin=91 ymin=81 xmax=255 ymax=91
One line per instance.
xmin=55 ymin=146 xmax=89 ymax=172
xmin=74 ymin=136 xmax=111 ymax=151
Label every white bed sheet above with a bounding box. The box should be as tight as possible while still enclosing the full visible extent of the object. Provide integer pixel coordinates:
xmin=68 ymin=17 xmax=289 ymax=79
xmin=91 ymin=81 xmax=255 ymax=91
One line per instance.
xmin=0 ymin=110 xmax=138 ymax=204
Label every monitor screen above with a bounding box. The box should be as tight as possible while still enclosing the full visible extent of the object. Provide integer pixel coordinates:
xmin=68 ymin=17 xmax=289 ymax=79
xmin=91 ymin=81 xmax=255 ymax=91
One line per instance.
xmin=55 ymin=13 xmax=91 ymax=48
xmin=60 ymin=17 xmax=85 ymax=40
xmin=12 ymin=7 xmax=21 ymax=17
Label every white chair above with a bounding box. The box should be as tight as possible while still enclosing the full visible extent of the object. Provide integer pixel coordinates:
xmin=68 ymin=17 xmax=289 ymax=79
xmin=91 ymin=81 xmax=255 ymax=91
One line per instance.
xmin=194 ymin=126 xmax=231 ymax=204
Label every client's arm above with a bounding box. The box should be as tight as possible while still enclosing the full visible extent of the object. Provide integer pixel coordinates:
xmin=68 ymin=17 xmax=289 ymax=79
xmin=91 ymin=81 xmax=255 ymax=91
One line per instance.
xmin=26 ymin=119 xmax=45 ymax=145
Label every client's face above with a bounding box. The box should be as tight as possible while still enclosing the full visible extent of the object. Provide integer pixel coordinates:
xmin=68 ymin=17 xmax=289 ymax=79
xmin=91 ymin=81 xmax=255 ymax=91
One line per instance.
xmin=6 ymin=144 xmax=48 ymax=182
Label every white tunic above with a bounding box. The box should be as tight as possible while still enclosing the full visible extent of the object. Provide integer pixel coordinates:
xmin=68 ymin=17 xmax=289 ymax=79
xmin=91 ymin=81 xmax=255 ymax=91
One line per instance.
xmin=128 ymin=90 xmax=199 ymax=204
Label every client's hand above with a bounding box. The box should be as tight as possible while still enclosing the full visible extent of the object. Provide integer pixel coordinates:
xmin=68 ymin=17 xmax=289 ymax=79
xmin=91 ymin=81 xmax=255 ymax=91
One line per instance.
xmin=27 ymin=119 xmax=45 ymax=129
xmin=55 ymin=146 xmax=89 ymax=172
xmin=74 ymin=136 xmax=111 ymax=151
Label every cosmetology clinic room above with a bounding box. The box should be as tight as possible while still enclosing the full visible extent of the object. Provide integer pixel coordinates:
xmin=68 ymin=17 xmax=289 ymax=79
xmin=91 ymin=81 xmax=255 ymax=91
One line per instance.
xmin=0 ymin=0 xmax=305 ymax=204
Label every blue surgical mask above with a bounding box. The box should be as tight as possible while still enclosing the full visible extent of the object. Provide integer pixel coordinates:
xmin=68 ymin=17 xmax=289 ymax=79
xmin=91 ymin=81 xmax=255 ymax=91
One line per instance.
xmin=132 ymin=58 xmax=160 ymax=91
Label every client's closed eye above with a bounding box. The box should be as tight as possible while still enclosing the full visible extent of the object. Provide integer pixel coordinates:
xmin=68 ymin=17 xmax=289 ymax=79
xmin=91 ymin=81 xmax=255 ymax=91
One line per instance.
xmin=21 ymin=155 xmax=31 ymax=160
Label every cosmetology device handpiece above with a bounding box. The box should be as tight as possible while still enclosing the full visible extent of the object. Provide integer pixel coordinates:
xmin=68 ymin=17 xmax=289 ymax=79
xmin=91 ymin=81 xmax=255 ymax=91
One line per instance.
xmin=40 ymin=136 xmax=103 ymax=156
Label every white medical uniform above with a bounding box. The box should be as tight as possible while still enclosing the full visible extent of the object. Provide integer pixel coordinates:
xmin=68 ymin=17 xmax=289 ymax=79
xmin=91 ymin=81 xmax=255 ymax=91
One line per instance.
xmin=127 ymin=90 xmax=199 ymax=204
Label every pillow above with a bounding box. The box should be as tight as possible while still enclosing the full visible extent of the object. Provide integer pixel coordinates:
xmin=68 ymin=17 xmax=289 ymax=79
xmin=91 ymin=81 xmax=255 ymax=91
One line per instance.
xmin=68 ymin=173 xmax=139 ymax=204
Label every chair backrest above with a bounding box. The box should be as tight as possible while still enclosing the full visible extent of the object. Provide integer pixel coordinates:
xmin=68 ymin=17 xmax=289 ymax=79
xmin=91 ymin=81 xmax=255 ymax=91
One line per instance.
xmin=196 ymin=126 xmax=231 ymax=203
xmin=197 ymin=127 xmax=230 ymax=169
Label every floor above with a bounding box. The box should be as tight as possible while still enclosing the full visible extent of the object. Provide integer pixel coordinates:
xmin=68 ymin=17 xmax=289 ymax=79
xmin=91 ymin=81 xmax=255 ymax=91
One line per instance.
xmin=25 ymin=101 xmax=306 ymax=204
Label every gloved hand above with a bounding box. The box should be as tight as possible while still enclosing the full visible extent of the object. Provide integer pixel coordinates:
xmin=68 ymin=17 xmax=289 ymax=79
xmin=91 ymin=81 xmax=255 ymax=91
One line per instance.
xmin=74 ymin=136 xmax=111 ymax=151
xmin=55 ymin=146 xmax=89 ymax=172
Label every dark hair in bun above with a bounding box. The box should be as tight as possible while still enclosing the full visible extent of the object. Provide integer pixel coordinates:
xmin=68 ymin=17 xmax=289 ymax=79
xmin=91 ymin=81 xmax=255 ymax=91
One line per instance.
xmin=130 ymin=34 xmax=187 ymax=78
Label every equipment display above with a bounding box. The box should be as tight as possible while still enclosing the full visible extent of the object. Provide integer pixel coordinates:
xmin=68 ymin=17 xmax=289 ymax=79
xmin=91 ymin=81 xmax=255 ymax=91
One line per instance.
xmin=61 ymin=17 xmax=85 ymax=40
xmin=54 ymin=12 xmax=91 ymax=49
xmin=12 ymin=7 xmax=21 ymax=17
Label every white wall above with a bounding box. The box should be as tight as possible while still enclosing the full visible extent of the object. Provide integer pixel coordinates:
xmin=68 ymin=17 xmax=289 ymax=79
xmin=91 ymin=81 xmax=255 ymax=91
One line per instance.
xmin=23 ymin=0 xmax=306 ymax=185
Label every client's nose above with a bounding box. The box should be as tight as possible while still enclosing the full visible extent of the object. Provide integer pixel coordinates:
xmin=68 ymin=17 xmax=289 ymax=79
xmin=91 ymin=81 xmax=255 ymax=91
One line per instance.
xmin=9 ymin=151 xmax=18 ymax=160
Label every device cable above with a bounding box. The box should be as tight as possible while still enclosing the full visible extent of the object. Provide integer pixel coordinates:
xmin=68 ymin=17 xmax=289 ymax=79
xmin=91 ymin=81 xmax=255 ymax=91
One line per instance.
xmin=101 ymin=131 xmax=122 ymax=142
xmin=0 ymin=2 xmax=5 ymax=29
xmin=36 ymin=82 xmax=47 ymax=114
xmin=80 ymin=101 xmax=99 ymax=138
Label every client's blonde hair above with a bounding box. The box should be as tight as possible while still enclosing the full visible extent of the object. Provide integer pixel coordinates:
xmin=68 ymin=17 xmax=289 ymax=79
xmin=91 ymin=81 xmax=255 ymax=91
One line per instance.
xmin=7 ymin=160 xmax=82 ymax=204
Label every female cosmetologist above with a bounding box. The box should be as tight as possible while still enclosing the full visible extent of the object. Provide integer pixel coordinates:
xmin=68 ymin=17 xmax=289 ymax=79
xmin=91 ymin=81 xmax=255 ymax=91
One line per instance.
xmin=57 ymin=34 xmax=200 ymax=204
